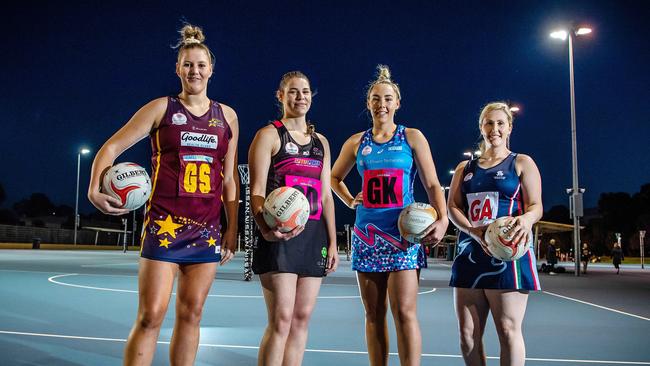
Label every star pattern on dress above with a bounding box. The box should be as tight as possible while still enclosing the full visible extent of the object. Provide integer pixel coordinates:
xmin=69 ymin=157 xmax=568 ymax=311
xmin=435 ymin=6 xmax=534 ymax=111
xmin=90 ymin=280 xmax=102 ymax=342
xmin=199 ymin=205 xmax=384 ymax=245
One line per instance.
xmin=149 ymin=225 xmax=158 ymax=235
xmin=155 ymin=215 xmax=183 ymax=239
xmin=159 ymin=237 xmax=171 ymax=248
xmin=200 ymin=228 xmax=211 ymax=238
xmin=206 ymin=236 xmax=217 ymax=247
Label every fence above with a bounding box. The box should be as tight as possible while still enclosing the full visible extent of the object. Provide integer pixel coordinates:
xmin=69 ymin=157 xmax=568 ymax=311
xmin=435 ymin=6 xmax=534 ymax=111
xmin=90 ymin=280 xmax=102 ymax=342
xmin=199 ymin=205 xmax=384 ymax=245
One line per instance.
xmin=0 ymin=224 xmax=133 ymax=246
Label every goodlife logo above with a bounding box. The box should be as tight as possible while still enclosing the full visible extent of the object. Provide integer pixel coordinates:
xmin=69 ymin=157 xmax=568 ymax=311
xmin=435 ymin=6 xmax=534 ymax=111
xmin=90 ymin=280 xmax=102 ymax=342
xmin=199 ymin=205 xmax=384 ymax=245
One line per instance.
xmin=180 ymin=132 xmax=218 ymax=149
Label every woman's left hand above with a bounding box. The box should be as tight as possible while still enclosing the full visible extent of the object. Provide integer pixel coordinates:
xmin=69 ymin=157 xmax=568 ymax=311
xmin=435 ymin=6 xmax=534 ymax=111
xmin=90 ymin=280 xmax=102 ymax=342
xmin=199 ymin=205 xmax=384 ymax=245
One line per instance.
xmin=220 ymin=230 xmax=237 ymax=265
xmin=504 ymin=215 xmax=532 ymax=246
xmin=326 ymin=243 xmax=339 ymax=274
xmin=419 ymin=217 xmax=449 ymax=246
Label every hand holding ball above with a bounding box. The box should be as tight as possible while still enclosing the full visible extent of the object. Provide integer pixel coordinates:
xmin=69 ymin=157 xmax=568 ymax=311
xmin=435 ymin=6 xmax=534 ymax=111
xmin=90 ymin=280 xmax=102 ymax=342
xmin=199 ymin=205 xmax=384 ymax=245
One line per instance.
xmin=102 ymin=162 xmax=151 ymax=211
xmin=398 ymin=202 xmax=438 ymax=243
xmin=263 ymin=186 xmax=310 ymax=233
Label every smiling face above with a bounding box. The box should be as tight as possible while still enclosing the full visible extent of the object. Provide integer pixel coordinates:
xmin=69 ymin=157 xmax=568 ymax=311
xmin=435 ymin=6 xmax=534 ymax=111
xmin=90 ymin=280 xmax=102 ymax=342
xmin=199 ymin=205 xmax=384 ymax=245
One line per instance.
xmin=480 ymin=109 xmax=512 ymax=149
xmin=277 ymin=77 xmax=312 ymax=118
xmin=176 ymin=47 xmax=213 ymax=95
xmin=367 ymin=83 xmax=400 ymax=123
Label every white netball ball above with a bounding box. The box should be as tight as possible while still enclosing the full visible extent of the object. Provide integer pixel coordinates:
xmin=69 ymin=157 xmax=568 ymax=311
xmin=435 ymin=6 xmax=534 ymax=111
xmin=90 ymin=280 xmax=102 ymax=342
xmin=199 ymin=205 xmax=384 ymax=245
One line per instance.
xmin=398 ymin=202 xmax=438 ymax=243
xmin=484 ymin=216 xmax=530 ymax=261
xmin=263 ymin=186 xmax=310 ymax=233
xmin=102 ymin=162 xmax=151 ymax=211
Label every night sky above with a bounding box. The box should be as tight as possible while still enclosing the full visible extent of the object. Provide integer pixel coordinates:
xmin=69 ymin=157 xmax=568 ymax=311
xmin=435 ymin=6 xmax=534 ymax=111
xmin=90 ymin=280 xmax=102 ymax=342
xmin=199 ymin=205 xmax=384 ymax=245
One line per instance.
xmin=2 ymin=0 xmax=649 ymax=227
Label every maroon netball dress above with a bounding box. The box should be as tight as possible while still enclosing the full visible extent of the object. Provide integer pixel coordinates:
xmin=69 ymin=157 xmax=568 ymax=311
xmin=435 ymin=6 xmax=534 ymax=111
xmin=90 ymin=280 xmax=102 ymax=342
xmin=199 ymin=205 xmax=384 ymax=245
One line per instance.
xmin=140 ymin=96 xmax=232 ymax=263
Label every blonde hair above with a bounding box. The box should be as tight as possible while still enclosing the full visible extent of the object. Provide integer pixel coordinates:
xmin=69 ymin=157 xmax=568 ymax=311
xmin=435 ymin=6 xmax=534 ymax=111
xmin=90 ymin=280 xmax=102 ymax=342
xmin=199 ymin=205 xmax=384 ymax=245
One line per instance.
xmin=366 ymin=64 xmax=402 ymax=100
xmin=477 ymin=102 xmax=514 ymax=154
xmin=174 ymin=24 xmax=214 ymax=66
xmin=277 ymin=71 xmax=316 ymax=135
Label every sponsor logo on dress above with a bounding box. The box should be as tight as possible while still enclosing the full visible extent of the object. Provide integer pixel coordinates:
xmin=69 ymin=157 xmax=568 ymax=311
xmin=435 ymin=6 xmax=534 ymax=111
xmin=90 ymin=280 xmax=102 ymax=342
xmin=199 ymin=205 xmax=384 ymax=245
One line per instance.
xmin=463 ymin=172 xmax=473 ymax=182
xmin=172 ymin=113 xmax=187 ymax=125
xmin=494 ymin=170 xmax=506 ymax=180
xmin=388 ymin=145 xmax=402 ymax=151
xmin=208 ymin=118 xmax=224 ymax=128
xmin=285 ymin=142 xmax=299 ymax=155
xmin=312 ymin=147 xmax=323 ymax=156
xmin=361 ymin=145 xmax=372 ymax=156
xmin=180 ymin=132 xmax=218 ymax=149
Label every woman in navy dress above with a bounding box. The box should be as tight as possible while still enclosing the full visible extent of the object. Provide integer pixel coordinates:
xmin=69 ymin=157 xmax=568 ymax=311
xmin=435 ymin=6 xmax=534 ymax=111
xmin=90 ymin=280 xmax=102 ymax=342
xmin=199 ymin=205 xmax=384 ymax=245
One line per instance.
xmin=448 ymin=102 xmax=542 ymax=366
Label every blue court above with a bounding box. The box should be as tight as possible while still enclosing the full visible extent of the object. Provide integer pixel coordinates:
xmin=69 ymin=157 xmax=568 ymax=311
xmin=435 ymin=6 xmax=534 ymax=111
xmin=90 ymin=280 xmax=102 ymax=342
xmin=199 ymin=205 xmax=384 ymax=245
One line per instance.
xmin=1 ymin=250 xmax=649 ymax=365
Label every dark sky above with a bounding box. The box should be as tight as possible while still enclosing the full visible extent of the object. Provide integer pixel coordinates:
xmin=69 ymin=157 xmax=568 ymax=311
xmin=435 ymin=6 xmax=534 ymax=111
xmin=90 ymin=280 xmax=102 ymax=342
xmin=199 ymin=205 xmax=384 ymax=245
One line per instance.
xmin=2 ymin=0 xmax=649 ymax=227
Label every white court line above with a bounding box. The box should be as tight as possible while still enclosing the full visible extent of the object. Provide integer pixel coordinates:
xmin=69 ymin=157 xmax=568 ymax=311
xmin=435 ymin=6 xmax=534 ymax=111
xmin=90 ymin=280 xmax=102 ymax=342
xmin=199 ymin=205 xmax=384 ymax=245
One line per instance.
xmin=47 ymin=273 xmax=436 ymax=299
xmin=1 ymin=330 xmax=649 ymax=365
xmin=543 ymin=291 xmax=650 ymax=321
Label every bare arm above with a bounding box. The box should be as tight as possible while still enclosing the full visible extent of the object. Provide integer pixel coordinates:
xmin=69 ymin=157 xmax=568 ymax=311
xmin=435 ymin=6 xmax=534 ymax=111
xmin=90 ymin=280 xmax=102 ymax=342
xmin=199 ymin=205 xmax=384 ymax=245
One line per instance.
xmin=87 ymin=97 xmax=167 ymax=215
xmin=406 ymin=128 xmax=449 ymax=245
xmin=330 ymin=132 xmax=363 ymax=208
xmin=248 ymin=126 xmax=302 ymax=241
xmin=219 ymin=104 xmax=240 ymax=264
xmin=317 ymin=133 xmax=339 ymax=273
xmin=509 ymin=154 xmax=543 ymax=244
xmin=447 ymin=160 xmax=486 ymax=243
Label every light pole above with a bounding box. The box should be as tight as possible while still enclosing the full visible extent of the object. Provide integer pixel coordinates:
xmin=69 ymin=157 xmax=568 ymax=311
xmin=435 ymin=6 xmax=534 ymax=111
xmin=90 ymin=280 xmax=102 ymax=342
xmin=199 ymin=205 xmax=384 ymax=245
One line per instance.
xmin=551 ymin=25 xmax=591 ymax=276
xmin=74 ymin=148 xmax=91 ymax=245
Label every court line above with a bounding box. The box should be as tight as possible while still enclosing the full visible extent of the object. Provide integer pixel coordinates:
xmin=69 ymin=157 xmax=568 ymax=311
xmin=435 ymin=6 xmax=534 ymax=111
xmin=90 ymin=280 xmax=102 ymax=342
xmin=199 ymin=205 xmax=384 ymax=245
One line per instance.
xmin=47 ymin=273 xmax=436 ymax=299
xmin=543 ymin=291 xmax=650 ymax=321
xmin=1 ymin=330 xmax=648 ymax=365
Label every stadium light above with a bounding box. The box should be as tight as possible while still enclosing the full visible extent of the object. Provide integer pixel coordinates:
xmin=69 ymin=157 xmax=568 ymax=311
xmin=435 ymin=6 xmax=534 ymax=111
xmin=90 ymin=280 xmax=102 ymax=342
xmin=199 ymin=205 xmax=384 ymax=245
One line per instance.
xmin=550 ymin=25 xmax=592 ymax=276
xmin=74 ymin=148 xmax=91 ymax=245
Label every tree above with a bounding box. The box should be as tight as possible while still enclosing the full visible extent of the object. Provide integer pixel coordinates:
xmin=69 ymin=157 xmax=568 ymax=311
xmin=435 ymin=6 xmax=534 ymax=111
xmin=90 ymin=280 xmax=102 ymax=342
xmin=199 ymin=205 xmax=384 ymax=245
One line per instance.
xmin=13 ymin=193 xmax=56 ymax=218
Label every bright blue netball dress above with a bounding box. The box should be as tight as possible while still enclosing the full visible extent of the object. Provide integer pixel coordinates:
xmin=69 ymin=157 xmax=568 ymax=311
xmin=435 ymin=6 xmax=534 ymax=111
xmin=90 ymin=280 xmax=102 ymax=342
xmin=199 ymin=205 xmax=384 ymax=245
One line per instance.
xmin=449 ymin=153 xmax=541 ymax=290
xmin=352 ymin=125 xmax=426 ymax=272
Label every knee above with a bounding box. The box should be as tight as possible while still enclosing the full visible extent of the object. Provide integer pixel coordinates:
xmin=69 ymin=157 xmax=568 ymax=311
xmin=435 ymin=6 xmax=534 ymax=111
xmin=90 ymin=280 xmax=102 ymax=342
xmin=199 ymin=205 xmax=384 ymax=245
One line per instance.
xmin=269 ymin=309 xmax=293 ymax=337
xmin=137 ymin=305 xmax=167 ymax=330
xmin=390 ymin=302 xmax=417 ymax=325
xmin=291 ymin=307 xmax=314 ymax=330
xmin=458 ymin=325 xmax=478 ymax=351
xmin=176 ymin=299 xmax=205 ymax=326
xmin=364 ymin=304 xmax=388 ymax=326
xmin=494 ymin=318 xmax=521 ymax=342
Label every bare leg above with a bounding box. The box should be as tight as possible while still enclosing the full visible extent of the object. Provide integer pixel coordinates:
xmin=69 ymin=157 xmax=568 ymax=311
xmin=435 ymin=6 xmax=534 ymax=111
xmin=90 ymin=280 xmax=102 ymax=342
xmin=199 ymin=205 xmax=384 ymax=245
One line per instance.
xmin=357 ymin=272 xmax=389 ymax=366
xmin=124 ymin=258 xmax=177 ymax=366
xmin=387 ymin=270 xmax=421 ymax=366
xmin=258 ymin=272 xmax=298 ymax=366
xmin=169 ymin=262 xmax=217 ymax=366
xmin=282 ymin=276 xmax=322 ymax=366
xmin=454 ymin=288 xmax=490 ymax=366
xmin=485 ymin=290 xmax=529 ymax=366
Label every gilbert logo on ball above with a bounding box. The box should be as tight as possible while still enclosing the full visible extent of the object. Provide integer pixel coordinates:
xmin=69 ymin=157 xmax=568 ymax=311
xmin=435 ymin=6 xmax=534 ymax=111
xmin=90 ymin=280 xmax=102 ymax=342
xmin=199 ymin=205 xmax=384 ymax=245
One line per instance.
xmin=483 ymin=216 xmax=531 ymax=261
xmin=398 ymin=202 xmax=438 ymax=243
xmin=263 ymin=186 xmax=310 ymax=233
xmin=102 ymin=162 xmax=152 ymax=211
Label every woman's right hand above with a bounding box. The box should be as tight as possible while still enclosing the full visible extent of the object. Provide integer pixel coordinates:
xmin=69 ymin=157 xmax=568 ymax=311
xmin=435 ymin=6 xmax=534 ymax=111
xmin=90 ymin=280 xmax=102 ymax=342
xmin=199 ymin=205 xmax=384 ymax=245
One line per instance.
xmin=88 ymin=191 xmax=130 ymax=216
xmin=261 ymin=225 xmax=305 ymax=242
xmin=467 ymin=225 xmax=491 ymax=256
xmin=350 ymin=192 xmax=363 ymax=209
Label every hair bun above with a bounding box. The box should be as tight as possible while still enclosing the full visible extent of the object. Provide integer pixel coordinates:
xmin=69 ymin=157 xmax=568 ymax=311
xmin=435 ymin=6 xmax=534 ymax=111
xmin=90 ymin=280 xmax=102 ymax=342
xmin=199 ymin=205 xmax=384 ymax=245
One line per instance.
xmin=179 ymin=24 xmax=206 ymax=46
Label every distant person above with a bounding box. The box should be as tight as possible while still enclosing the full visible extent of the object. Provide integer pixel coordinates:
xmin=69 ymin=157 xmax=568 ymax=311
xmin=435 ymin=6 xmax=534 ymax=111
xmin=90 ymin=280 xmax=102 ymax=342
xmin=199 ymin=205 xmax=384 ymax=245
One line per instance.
xmin=448 ymin=102 xmax=542 ymax=366
xmin=546 ymin=239 xmax=558 ymax=275
xmin=612 ymin=242 xmax=624 ymax=274
xmin=249 ymin=71 xmax=339 ymax=366
xmin=581 ymin=242 xmax=592 ymax=274
xmin=331 ymin=65 xmax=448 ymax=366
xmin=87 ymin=24 xmax=239 ymax=365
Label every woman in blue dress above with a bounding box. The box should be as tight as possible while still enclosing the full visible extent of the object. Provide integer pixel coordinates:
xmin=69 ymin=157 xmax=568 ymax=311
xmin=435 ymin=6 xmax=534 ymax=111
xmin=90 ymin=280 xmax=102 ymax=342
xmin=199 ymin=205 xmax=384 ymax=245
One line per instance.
xmin=331 ymin=65 xmax=448 ymax=366
xmin=448 ymin=102 xmax=542 ymax=366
